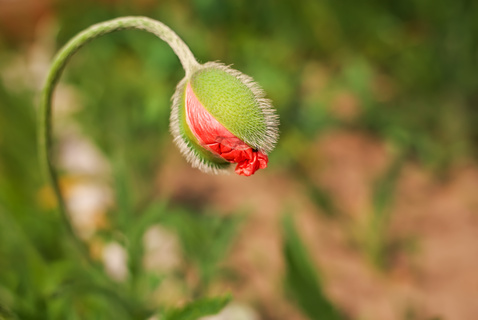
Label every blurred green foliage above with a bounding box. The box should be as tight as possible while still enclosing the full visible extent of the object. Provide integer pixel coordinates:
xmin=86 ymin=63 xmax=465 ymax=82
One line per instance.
xmin=163 ymin=295 xmax=230 ymax=320
xmin=283 ymin=214 xmax=345 ymax=320
xmin=1 ymin=0 xmax=477 ymax=319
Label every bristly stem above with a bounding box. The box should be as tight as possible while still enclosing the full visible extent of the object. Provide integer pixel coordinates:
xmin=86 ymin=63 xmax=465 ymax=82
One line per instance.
xmin=38 ymin=16 xmax=199 ymax=264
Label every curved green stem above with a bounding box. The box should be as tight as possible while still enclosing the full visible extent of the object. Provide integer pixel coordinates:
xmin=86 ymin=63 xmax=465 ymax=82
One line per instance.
xmin=38 ymin=16 xmax=199 ymax=263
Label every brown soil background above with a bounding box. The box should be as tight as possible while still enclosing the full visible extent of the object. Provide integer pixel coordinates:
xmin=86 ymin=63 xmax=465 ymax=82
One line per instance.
xmin=159 ymin=130 xmax=478 ymax=320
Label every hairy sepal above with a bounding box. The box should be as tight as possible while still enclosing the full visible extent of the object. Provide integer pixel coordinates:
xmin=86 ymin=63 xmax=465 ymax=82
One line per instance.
xmin=170 ymin=78 xmax=231 ymax=174
xmin=190 ymin=62 xmax=279 ymax=154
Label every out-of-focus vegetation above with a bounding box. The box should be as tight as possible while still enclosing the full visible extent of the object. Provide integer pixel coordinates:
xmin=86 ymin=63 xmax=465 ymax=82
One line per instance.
xmin=1 ymin=0 xmax=477 ymax=319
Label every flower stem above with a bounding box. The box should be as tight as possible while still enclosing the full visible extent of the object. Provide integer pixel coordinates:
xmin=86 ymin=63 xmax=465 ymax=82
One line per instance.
xmin=38 ymin=16 xmax=199 ymax=264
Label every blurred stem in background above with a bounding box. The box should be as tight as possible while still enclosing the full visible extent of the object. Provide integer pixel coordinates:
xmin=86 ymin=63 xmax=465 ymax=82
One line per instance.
xmin=364 ymin=150 xmax=406 ymax=269
xmin=283 ymin=213 xmax=346 ymax=320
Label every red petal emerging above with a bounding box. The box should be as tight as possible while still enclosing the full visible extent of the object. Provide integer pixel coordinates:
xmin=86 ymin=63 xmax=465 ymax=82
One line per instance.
xmin=185 ymin=83 xmax=268 ymax=176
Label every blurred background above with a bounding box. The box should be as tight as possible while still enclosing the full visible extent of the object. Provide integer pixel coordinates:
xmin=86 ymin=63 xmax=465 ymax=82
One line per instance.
xmin=1 ymin=0 xmax=478 ymax=319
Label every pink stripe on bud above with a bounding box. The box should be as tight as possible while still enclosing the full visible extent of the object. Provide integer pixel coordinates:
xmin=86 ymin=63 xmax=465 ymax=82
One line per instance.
xmin=185 ymin=83 xmax=268 ymax=176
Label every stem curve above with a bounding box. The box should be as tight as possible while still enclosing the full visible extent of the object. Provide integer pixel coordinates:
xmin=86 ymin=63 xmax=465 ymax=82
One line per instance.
xmin=38 ymin=16 xmax=199 ymax=262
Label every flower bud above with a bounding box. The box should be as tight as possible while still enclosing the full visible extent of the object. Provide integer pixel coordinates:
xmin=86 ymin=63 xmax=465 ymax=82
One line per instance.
xmin=170 ymin=62 xmax=279 ymax=176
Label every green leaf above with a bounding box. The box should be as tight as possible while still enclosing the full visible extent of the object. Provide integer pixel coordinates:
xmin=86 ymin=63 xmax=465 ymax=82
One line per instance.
xmin=282 ymin=214 xmax=345 ymax=320
xmin=163 ymin=295 xmax=231 ymax=320
xmin=162 ymin=208 xmax=241 ymax=294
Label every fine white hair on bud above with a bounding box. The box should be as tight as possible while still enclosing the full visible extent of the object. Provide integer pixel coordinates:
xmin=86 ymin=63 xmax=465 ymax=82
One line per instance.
xmin=169 ymin=62 xmax=280 ymax=176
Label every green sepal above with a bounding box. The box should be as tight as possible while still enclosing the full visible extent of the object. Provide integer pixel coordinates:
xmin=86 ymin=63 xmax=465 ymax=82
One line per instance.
xmin=190 ymin=66 xmax=267 ymax=150
xmin=174 ymin=80 xmax=230 ymax=171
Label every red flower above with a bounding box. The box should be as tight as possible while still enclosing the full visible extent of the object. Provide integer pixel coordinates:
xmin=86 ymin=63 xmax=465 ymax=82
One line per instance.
xmin=185 ymin=83 xmax=268 ymax=176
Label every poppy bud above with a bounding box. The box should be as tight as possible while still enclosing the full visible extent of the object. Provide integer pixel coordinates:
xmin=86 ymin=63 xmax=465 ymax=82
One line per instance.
xmin=170 ymin=62 xmax=279 ymax=176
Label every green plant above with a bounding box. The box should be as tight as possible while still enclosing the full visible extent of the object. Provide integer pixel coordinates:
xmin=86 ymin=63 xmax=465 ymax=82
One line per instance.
xmin=36 ymin=16 xmax=278 ymax=318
